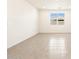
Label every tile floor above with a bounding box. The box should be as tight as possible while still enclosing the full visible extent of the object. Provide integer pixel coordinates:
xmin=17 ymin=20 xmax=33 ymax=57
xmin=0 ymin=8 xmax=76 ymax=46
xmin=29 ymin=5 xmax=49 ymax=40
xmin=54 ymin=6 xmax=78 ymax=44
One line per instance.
xmin=7 ymin=33 xmax=71 ymax=59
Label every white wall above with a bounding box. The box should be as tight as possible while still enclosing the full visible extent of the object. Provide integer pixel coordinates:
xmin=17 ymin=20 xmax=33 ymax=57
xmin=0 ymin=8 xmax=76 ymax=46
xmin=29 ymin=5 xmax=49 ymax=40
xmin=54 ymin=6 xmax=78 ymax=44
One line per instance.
xmin=39 ymin=9 xmax=71 ymax=33
xmin=7 ymin=0 xmax=39 ymax=48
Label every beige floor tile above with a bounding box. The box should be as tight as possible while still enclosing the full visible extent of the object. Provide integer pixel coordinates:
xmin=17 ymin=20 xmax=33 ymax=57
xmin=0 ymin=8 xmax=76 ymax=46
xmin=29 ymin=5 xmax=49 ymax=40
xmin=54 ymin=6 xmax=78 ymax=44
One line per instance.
xmin=7 ymin=33 xmax=71 ymax=59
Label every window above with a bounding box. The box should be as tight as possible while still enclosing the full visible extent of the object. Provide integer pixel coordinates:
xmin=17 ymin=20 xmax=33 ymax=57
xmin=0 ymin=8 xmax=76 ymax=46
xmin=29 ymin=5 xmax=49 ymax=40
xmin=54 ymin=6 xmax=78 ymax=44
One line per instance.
xmin=50 ymin=12 xmax=64 ymax=25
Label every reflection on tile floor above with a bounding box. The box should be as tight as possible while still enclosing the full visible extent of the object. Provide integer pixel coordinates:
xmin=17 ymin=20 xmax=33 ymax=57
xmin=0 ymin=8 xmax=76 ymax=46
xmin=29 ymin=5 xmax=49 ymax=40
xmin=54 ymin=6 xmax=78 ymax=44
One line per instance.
xmin=7 ymin=33 xmax=71 ymax=59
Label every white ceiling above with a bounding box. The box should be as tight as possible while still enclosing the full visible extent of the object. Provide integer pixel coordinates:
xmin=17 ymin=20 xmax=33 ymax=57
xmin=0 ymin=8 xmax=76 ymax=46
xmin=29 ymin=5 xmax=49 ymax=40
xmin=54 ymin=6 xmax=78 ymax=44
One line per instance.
xmin=26 ymin=0 xmax=71 ymax=10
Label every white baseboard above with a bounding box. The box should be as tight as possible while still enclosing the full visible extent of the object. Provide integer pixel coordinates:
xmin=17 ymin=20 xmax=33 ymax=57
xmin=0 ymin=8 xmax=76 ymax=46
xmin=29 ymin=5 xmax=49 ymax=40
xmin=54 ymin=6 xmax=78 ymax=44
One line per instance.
xmin=7 ymin=32 xmax=39 ymax=49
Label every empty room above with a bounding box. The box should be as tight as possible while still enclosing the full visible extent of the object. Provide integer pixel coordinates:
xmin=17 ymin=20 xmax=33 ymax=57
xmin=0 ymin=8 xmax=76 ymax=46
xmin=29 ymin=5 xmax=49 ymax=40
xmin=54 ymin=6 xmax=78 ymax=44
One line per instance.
xmin=7 ymin=0 xmax=71 ymax=59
